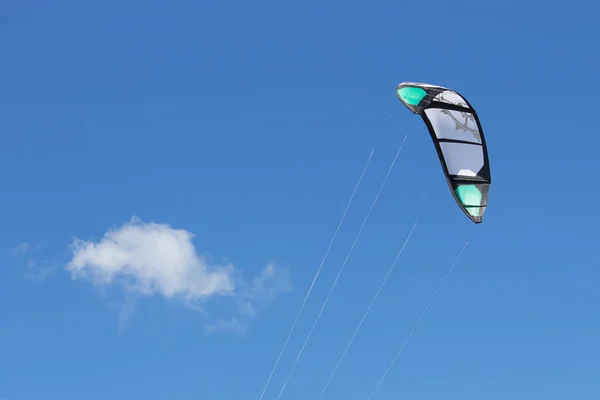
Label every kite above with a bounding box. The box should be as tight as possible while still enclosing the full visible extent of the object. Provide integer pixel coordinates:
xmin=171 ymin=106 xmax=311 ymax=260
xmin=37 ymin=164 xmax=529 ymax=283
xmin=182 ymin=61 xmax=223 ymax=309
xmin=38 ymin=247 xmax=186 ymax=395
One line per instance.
xmin=396 ymin=82 xmax=491 ymax=223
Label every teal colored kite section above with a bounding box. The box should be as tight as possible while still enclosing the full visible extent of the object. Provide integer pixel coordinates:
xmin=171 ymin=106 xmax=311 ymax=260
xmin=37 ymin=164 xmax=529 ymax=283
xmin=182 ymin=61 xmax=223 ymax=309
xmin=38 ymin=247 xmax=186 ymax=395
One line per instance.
xmin=397 ymin=87 xmax=427 ymax=106
xmin=455 ymin=185 xmax=482 ymax=217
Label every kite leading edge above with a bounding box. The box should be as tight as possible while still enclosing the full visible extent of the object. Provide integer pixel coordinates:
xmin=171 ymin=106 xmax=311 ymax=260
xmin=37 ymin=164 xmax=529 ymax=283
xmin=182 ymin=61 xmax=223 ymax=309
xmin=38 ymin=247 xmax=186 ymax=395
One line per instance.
xmin=396 ymin=82 xmax=491 ymax=223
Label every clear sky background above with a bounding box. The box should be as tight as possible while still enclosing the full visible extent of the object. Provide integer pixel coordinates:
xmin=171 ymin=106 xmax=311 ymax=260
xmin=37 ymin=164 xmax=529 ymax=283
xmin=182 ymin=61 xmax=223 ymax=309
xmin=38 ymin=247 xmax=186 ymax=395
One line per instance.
xmin=1 ymin=0 xmax=599 ymax=399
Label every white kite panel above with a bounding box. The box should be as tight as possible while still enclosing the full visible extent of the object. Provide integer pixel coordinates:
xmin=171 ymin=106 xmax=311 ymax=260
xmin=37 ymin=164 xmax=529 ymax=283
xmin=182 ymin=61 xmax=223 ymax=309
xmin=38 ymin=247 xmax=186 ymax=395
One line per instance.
xmin=424 ymin=109 xmax=482 ymax=144
xmin=439 ymin=142 xmax=484 ymax=178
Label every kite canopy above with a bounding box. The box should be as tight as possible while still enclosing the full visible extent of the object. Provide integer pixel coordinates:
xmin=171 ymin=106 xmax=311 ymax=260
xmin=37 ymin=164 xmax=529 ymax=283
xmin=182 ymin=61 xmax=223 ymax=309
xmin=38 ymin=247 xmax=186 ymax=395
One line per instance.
xmin=396 ymin=82 xmax=491 ymax=223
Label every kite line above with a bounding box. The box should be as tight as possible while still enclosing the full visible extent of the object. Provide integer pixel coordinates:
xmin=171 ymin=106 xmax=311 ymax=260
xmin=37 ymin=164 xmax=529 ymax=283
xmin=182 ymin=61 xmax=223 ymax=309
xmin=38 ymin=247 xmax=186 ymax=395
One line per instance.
xmin=257 ymin=149 xmax=375 ymax=400
xmin=366 ymin=241 xmax=469 ymax=400
xmin=315 ymin=221 xmax=418 ymax=400
xmin=274 ymin=135 xmax=409 ymax=400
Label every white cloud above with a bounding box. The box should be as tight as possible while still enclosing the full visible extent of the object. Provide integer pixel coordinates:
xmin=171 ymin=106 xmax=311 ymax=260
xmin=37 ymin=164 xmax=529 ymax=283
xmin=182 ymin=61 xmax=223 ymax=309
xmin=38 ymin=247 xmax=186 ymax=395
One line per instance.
xmin=64 ymin=217 xmax=293 ymax=333
xmin=7 ymin=243 xmax=55 ymax=281
xmin=25 ymin=259 xmax=59 ymax=282
xmin=8 ymin=242 xmax=41 ymax=257
xmin=203 ymin=263 xmax=294 ymax=335
xmin=66 ymin=217 xmax=234 ymax=300
xmin=205 ymin=317 xmax=249 ymax=336
xmin=236 ymin=262 xmax=294 ymax=318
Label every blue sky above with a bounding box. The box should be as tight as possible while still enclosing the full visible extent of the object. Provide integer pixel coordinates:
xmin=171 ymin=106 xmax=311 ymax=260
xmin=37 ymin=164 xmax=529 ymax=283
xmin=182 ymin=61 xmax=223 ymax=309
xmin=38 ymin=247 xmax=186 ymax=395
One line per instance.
xmin=1 ymin=0 xmax=599 ymax=399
